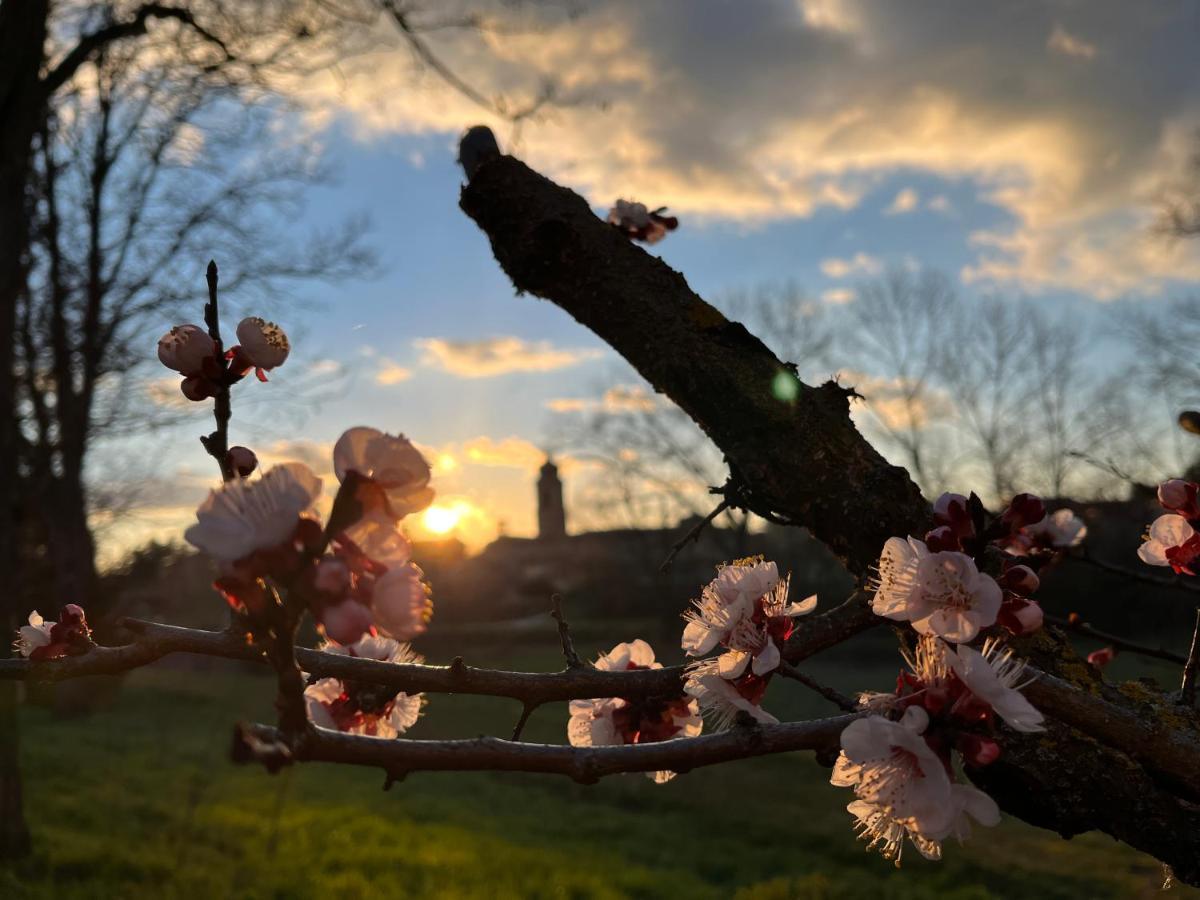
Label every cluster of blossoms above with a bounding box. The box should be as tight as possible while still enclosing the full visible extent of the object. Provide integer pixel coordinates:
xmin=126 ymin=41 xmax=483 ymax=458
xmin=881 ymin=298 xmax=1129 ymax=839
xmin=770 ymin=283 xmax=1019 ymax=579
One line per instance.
xmin=873 ymin=492 xmax=1084 ymax=643
xmin=304 ymin=635 xmax=424 ymax=738
xmin=1138 ymin=478 xmax=1200 ymax=574
xmin=567 ymin=639 xmax=702 ymax=782
xmin=681 ymin=558 xmax=818 ymax=728
xmin=834 ymin=635 xmax=1044 ymax=864
xmin=183 ymin=425 xmax=435 ymax=737
xmin=157 ymin=315 xmax=289 ymax=401
xmin=185 ymin=426 xmax=434 ymax=646
xmin=14 ymin=605 xmax=92 ymax=661
xmin=606 ymin=199 xmax=679 ymax=244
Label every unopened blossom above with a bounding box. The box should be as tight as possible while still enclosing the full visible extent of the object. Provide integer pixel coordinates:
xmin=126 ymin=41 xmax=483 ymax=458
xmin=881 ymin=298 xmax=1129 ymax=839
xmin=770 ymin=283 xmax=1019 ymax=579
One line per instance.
xmin=567 ymin=640 xmax=702 ymax=783
xmin=682 ymin=558 xmax=817 ymax=677
xmin=333 ymin=426 xmax=435 ymax=519
xmin=606 ymin=199 xmax=679 ymax=244
xmin=305 ymin=636 xmax=423 ymax=737
xmin=996 ymin=595 xmax=1043 ymax=636
xmin=341 ymin=509 xmax=413 ymax=570
xmin=1087 ymin=646 xmax=1117 ymax=670
xmin=316 ymin=598 xmax=374 ymax=645
xmin=1158 ymin=479 xmax=1200 ymax=518
xmin=947 ymin=639 xmax=1044 ymax=733
xmin=157 ymin=324 xmax=215 ymax=376
xmin=372 ymin=562 xmax=432 ymax=641
xmin=1001 ymin=493 xmax=1046 ymax=531
xmin=1009 ymin=508 xmax=1087 ymax=556
xmin=1138 ymin=514 xmax=1200 ymax=574
xmin=871 ymin=538 xmax=1000 ymax=643
xmin=234 ymin=316 xmax=289 ymax=378
xmin=14 ymin=606 xmax=91 ymax=661
xmin=185 ymin=462 xmax=323 ymax=565
xmin=932 ymin=493 xmax=974 ymax=543
xmin=226 ymin=446 xmax=258 ymax=477
xmin=684 ymin=658 xmax=777 ymax=730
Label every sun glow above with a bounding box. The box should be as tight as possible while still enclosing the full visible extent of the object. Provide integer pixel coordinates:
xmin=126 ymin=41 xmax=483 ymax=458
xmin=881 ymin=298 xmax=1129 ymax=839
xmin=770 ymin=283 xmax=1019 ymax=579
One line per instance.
xmin=423 ymin=505 xmax=461 ymax=534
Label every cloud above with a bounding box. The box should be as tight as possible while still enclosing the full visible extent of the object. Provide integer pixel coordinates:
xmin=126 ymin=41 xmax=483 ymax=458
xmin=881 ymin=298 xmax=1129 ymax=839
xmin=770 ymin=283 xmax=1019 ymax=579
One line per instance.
xmin=374 ymin=359 xmax=413 ymax=385
xmin=842 ymin=370 xmax=955 ymax=431
xmin=1047 ymin=24 xmax=1097 ymax=60
xmin=545 ymin=384 xmax=658 ymax=414
xmin=927 ymin=194 xmax=952 ymax=213
xmin=821 ymin=252 xmax=882 ymax=278
xmin=460 ymin=436 xmax=547 ymax=470
xmin=885 ymin=187 xmax=919 ymax=215
xmin=821 ymin=287 xmax=856 ymax=304
xmin=292 ymin=1 xmax=1200 ymax=298
xmin=308 ymin=359 xmax=343 ymax=376
xmin=415 ymin=336 xmax=603 ymax=378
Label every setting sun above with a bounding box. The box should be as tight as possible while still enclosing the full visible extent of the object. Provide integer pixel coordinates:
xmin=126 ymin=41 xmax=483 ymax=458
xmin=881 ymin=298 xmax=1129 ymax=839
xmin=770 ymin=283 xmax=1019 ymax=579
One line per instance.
xmin=422 ymin=504 xmax=462 ymax=534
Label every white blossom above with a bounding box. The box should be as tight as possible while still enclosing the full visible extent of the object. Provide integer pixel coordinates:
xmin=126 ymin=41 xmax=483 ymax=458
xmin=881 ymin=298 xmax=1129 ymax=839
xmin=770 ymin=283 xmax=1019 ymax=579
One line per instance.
xmin=157 ymin=324 xmax=215 ymax=375
xmin=567 ymin=640 xmax=701 ymax=783
xmin=304 ymin=636 xmax=423 ymax=737
xmin=14 ymin=611 xmax=52 ymax=658
xmin=1025 ymin=508 xmax=1086 ymax=549
xmin=236 ymin=316 xmax=290 ymax=371
xmin=333 ymin=426 xmax=434 ymax=518
xmin=184 ymin=462 xmax=323 ymax=564
xmin=1137 ymin=513 xmax=1194 ymax=568
xmin=948 ymin=639 xmax=1044 ymax=733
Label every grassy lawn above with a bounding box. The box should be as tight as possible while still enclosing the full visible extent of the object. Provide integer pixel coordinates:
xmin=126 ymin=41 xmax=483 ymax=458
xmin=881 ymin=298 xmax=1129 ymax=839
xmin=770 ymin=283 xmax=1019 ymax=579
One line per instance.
xmin=1 ymin=629 xmax=1193 ymax=899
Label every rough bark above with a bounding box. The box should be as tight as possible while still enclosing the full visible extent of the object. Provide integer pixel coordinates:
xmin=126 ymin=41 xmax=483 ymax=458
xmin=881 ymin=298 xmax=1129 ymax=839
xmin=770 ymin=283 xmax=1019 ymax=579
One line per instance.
xmin=454 ymin=128 xmax=1200 ymax=883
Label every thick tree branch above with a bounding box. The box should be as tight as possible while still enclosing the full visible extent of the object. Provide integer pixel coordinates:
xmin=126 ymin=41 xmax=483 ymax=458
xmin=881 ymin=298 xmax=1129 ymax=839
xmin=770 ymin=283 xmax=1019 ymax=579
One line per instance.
xmin=457 ymin=132 xmax=928 ymax=576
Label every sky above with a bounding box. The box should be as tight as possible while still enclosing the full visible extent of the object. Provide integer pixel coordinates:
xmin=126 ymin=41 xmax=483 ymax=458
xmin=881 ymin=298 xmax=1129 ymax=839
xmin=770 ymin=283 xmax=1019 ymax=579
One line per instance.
xmin=98 ymin=0 xmax=1200 ymax=565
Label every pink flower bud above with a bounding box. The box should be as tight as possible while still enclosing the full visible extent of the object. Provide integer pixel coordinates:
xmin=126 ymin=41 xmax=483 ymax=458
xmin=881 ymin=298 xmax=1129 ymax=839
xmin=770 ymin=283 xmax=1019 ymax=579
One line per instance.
xmin=924 ymin=525 xmax=960 ymax=552
xmin=1087 ymin=646 xmax=1116 ymax=669
xmin=932 ymin=492 xmax=974 ymax=539
xmin=998 ymin=564 xmax=1040 ymax=595
xmin=372 ymin=562 xmax=432 ymax=641
xmin=314 ymin=557 xmax=351 ymax=597
xmin=318 ymin=599 xmax=373 ymax=645
xmin=226 ymin=446 xmax=258 ymax=477
xmin=236 ymin=317 xmax=289 ymax=372
xmin=1158 ymin=479 xmax=1200 ymax=517
xmin=997 ymin=595 xmax=1043 ymax=635
xmin=180 ymin=376 xmax=216 ymax=401
xmin=158 ymin=324 xmax=216 ymax=376
xmin=1002 ymin=493 xmax=1046 ymax=531
xmin=957 ymin=733 xmax=1001 ymax=767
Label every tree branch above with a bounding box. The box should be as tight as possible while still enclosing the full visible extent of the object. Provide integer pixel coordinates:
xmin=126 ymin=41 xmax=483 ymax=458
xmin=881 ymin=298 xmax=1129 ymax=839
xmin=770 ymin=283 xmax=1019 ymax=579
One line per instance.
xmin=1044 ymin=614 xmax=1188 ymax=666
xmin=41 ymin=5 xmax=230 ymax=99
xmin=1182 ymin=608 xmax=1200 ymax=707
xmin=241 ymin=715 xmax=855 ymax=784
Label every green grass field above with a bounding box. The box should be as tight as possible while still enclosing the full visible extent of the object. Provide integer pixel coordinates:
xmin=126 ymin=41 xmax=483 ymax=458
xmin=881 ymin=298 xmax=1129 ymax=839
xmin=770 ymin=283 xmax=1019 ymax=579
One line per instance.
xmin=1 ymin=630 xmax=1194 ymax=899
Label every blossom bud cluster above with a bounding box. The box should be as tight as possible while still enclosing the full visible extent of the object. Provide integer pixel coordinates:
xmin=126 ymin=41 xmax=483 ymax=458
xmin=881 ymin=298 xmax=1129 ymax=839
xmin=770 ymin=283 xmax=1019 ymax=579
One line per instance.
xmin=835 ymin=634 xmax=1044 ymax=864
xmin=157 ymin=316 xmax=289 ymax=401
xmin=14 ymin=605 xmax=92 ymax=661
xmin=680 ymin=557 xmax=817 ymax=728
xmin=1138 ymin=479 xmax=1200 ymax=575
xmin=566 ymin=640 xmax=702 ymax=783
xmin=872 ymin=492 xmax=1085 ymax=644
xmin=606 ymin=199 xmax=679 ymax=244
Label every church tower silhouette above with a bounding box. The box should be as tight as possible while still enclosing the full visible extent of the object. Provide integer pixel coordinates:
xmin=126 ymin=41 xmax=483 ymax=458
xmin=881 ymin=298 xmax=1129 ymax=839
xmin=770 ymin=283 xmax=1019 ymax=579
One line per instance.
xmin=537 ymin=455 xmax=567 ymax=540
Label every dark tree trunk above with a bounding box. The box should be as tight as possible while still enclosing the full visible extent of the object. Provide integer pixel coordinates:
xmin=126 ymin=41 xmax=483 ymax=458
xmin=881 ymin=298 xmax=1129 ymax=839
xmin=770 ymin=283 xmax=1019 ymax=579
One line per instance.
xmin=43 ymin=474 xmax=99 ymax=612
xmin=0 ymin=0 xmax=50 ymax=861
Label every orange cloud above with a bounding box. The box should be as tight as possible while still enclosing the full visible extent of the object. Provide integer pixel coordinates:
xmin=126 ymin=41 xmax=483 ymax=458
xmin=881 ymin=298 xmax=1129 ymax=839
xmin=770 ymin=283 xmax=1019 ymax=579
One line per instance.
xmin=415 ymin=336 xmax=602 ymax=378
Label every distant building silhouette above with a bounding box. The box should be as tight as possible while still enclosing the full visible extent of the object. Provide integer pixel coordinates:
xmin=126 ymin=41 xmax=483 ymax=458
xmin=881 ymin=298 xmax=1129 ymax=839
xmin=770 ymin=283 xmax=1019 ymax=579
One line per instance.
xmin=537 ymin=455 xmax=567 ymax=540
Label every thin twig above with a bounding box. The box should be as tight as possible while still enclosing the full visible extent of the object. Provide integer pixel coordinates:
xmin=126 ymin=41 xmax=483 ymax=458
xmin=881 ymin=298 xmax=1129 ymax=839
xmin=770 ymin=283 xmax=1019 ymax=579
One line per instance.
xmin=777 ymin=660 xmax=857 ymax=713
xmin=550 ymin=594 xmax=583 ymax=669
xmin=239 ymin=715 xmax=858 ymax=783
xmin=200 ymin=260 xmax=233 ymax=481
xmin=510 ymin=703 xmax=536 ymax=742
xmin=1045 ymin=614 xmax=1188 ymax=666
xmin=1182 ymin=609 xmax=1200 ymax=707
xmin=0 ymin=595 xmax=880 ymax=703
xmin=659 ymin=496 xmax=731 ymax=572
